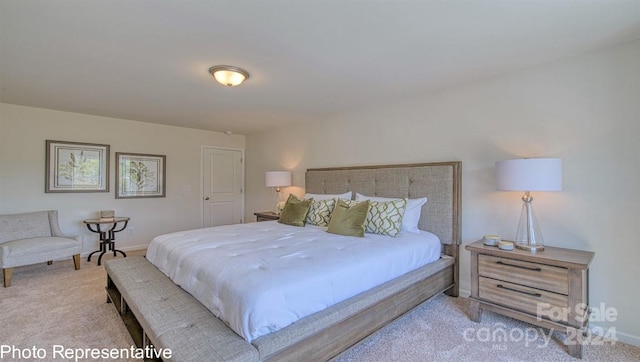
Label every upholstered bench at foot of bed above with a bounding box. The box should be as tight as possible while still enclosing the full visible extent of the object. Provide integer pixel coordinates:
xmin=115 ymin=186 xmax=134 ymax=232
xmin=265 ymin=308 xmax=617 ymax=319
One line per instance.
xmin=105 ymin=254 xmax=456 ymax=362
xmin=104 ymin=256 xmax=259 ymax=362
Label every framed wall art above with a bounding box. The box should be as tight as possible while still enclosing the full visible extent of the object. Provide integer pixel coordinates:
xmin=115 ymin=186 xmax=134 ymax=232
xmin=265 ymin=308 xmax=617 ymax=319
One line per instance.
xmin=46 ymin=140 xmax=110 ymax=193
xmin=116 ymin=152 xmax=166 ymax=198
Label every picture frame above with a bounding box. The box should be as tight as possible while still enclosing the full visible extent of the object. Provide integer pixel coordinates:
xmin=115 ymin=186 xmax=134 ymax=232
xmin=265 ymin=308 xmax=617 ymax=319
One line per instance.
xmin=46 ymin=140 xmax=110 ymax=193
xmin=116 ymin=152 xmax=166 ymax=198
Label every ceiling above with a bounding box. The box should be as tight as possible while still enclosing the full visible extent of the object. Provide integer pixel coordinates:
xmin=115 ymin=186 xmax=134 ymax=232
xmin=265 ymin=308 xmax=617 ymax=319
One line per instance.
xmin=2 ymin=1 xmax=640 ymax=135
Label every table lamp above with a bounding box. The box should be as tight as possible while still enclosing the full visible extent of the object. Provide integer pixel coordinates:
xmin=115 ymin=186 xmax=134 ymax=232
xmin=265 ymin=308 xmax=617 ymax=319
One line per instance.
xmin=495 ymin=158 xmax=562 ymax=252
xmin=265 ymin=171 xmax=292 ymax=213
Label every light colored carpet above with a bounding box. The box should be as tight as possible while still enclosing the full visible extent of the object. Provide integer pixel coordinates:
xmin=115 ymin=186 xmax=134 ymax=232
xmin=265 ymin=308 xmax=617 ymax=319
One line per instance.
xmin=0 ymin=253 xmax=140 ymax=361
xmin=1 ymin=254 xmax=638 ymax=362
xmin=335 ymin=294 xmax=640 ymax=362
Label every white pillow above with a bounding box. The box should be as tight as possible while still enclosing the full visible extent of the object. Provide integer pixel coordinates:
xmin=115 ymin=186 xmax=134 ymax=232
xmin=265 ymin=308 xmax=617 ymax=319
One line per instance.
xmin=355 ymin=193 xmax=427 ymax=234
xmin=304 ymin=191 xmax=352 ymax=201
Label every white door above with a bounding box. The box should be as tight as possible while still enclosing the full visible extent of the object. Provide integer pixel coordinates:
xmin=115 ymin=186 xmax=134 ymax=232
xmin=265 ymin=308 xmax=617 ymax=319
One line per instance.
xmin=202 ymin=148 xmax=244 ymax=227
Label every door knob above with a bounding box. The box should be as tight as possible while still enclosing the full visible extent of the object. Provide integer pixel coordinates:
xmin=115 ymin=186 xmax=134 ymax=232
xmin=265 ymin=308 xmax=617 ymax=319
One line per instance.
xmin=205 ymin=197 xmax=210 ymax=200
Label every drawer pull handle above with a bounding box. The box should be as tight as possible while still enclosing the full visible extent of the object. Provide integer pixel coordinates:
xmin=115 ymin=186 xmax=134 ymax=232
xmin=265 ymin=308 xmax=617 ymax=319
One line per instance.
xmin=496 ymin=284 xmax=542 ymax=297
xmin=496 ymin=260 xmax=542 ymax=272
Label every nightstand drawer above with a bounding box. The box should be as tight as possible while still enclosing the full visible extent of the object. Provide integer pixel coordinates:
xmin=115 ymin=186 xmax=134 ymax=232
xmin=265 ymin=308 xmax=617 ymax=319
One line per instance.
xmin=479 ymin=277 xmax=569 ymax=322
xmin=254 ymin=211 xmax=280 ymax=222
xmin=479 ymin=254 xmax=568 ymax=294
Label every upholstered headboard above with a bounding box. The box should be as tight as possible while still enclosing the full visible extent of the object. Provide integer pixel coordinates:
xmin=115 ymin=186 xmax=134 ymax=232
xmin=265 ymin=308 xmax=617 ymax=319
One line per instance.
xmin=305 ymin=162 xmax=461 ymax=245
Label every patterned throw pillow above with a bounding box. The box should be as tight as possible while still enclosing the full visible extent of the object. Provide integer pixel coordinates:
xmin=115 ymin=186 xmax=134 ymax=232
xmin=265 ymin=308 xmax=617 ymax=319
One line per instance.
xmin=342 ymin=199 xmax=407 ymax=237
xmin=355 ymin=193 xmax=427 ymax=234
xmin=365 ymin=199 xmax=407 ymax=237
xmin=305 ymin=198 xmax=336 ymax=227
xmin=341 ymin=199 xmax=359 ymax=207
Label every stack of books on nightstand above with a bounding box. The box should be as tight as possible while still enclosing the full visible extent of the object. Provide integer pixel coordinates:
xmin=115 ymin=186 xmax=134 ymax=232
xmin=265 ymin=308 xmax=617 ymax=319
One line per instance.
xmin=99 ymin=210 xmax=115 ymax=222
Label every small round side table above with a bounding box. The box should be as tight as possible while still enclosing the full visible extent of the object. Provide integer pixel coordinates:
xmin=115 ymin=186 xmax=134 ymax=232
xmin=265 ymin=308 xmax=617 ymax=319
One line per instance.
xmin=83 ymin=217 xmax=130 ymax=265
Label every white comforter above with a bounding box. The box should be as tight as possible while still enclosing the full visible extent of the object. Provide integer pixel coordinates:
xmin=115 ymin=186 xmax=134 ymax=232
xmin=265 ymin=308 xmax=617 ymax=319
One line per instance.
xmin=145 ymin=221 xmax=441 ymax=342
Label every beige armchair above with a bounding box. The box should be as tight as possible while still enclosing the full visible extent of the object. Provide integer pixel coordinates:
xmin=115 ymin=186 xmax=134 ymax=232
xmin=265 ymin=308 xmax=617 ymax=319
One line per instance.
xmin=0 ymin=210 xmax=82 ymax=287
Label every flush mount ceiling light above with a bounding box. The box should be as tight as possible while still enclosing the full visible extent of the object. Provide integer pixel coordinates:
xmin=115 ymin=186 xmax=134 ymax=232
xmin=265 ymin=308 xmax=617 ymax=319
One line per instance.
xmin=209 ymin=65 xmax=249 ymax=87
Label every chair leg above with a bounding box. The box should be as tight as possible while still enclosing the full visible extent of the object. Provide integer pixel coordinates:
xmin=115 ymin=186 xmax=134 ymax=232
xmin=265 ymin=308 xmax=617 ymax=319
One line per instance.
xmin=73 ymin=254 xmax=80 ymax=270
xmin=3 ymin=268 xmax=12 ymax=288
xmin=47 ymin=260 xmax=53 ymax=265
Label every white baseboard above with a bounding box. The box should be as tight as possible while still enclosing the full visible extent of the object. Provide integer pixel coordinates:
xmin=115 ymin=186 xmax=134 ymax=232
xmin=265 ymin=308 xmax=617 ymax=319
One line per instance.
xmin=588 ymin=322 xmax=640 ymax=347
xmin=454 ymin=291 xmax=640 ymax=347
xmin=119 ymin=244 xmax=148 ymax=252
xmin=79 ymin=244 xmax=147 ymax=258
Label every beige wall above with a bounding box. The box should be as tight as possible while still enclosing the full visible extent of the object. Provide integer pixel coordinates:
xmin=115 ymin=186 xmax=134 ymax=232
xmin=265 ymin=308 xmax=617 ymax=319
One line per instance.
xmin=246 ymin=40 xmax=640 ymax=344
xmin=0 ymin=104 xmax=245 ymax=251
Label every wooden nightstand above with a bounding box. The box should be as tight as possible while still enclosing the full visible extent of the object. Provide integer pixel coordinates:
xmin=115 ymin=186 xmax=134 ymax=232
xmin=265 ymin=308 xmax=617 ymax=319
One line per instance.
xmin=254 ymin=211 xmax=280 ymax=222
xmin=466 ymin=240 xmax=594 ymax=359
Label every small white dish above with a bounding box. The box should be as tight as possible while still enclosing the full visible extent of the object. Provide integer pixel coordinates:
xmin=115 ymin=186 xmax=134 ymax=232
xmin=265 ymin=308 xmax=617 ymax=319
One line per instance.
xmin=483 ymin=234 xmax=501 ymax=246
xmin=498 ymin=241 xmax=515 ymax=251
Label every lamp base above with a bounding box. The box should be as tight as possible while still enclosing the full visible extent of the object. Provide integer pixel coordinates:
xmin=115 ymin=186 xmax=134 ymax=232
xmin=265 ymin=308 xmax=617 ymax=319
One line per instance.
xmin=515 ymin=242 xmax=545 ymax=252
xmin=514 ymin=193 xmax=545 ymax=253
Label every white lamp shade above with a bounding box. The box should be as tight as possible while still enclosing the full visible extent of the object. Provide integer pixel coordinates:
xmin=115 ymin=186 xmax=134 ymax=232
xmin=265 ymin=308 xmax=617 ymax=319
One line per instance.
xmin=265 ymin=171 xmax=292 ymax=187
xmin=495 ymin=158 xmax=562 ymax=191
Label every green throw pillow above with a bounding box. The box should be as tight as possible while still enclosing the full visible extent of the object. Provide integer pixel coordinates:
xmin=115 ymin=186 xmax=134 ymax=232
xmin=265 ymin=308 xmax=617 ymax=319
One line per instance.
xmin=327 ymin=199 xmax=370 ymax=237
xmin=365 ymin=199 xmax=407 ymax=237
xmin=278 ymin=194 xmax=312 ymax=227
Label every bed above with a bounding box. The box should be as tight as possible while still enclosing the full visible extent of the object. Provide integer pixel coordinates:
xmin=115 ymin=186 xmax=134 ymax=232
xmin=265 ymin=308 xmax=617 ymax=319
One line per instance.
xmin=105 ymin=161 xmax=461 ymax=361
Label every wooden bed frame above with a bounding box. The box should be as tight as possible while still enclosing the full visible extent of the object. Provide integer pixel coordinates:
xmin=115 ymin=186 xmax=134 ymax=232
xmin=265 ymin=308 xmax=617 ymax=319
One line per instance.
xmin=105 ymin=161 xmax=461 ymax=361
